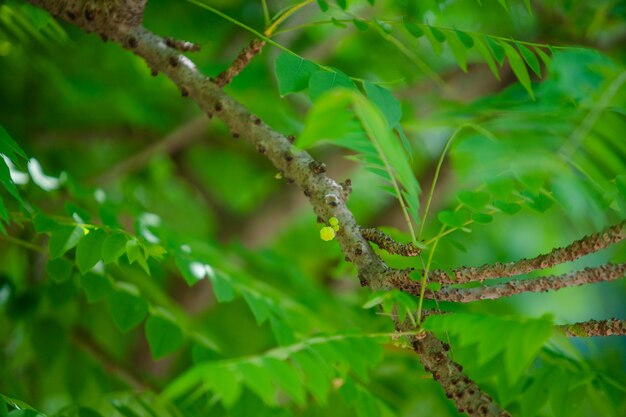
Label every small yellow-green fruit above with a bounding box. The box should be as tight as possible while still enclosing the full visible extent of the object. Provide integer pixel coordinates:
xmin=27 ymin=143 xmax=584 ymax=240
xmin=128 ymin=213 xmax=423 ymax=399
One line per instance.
xmin=329 ymin=217 xmax=339 ymax=226
xmin=320 ymin=226 xmax=336 ymax=241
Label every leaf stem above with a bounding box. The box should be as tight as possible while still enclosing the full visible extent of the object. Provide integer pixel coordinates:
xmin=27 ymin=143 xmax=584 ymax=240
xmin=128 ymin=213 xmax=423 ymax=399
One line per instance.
xmin=264 ymin=0 xmax=314 ymax=36
xmin=0 ymin=234 xmax=45 ymax=253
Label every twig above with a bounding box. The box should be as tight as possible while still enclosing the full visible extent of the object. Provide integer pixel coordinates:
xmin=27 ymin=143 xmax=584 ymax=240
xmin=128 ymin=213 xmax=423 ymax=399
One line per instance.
xmin=214 ymin=38 xmax=266 ymax=87
xmin=388 ymin=264 xmax=626 ymax=302
xmin=429 ymin=222 xmax=625 ymax=285
xmin=361 ymin=227 xmax=421 ymax=256
xmin=557 ymin=318 xmax=626 ymax=337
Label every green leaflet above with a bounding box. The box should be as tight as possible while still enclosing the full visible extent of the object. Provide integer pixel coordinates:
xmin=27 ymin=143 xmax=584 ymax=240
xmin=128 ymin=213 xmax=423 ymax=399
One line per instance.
xmin=107 ymin=289 xmax=149 ymax=332
xmin=48 ymin=224 xmax=85 ymax=259
xmin=274 ymin=53 xmax=318 ymax=96
xmin=75 ymin=228 xmax=107 ymax=274
xmin=45 ymin=258 xmax=73 ymax=283
xmin=101 ymin=232 xmax=128 ymax=264
xmin=445 ymin=30 xmax=468 ymax=72
xmin=363 ymin=81 xmax=402 ymax=128
xmin=145 ymin=314 xmax=184 ymax=359
xmin=308 ymin=69 xmax=357 ymax=101
xmin=517 ymin=42 xmax=541 ymax=77
xmin=503 ymin=42 xmax=535 ymax=99
xmin=472 ymin=35 xmax=500 ymax=80
xmin=80 ymin=272 xmax=113 ymax=302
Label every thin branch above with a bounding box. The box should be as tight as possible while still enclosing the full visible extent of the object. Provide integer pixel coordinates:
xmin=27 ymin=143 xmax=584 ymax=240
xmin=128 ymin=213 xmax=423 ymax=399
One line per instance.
xmin=214 ymin=38 xmax=266 ymax=87
xmin=557 ymin=318 xmax=626 ymax=337
xmin=27 ymin=2 xmax=511 ymax=415
xmin=389 ymin=264 xmax=626 ymax=303
xmin=72 ymin=327 xmax=157 ymax=391
xmin=361 ymin=227 xmax=421 ymax=256
xmin=429 ymin=222 xmax=625 ymax=285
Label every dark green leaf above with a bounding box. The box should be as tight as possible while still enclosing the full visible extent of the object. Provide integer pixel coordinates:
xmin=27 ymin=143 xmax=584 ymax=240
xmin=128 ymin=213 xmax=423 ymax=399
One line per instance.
xmin=503 ymin=42 xmax=534 ymax=99
xmin=445 ymin=31 xmax=468 ymax=72
xmin=49 ymin=225 xmax=85 ymax=259
xmin=76 ymin=228 xmax=107 ymax=274
xmin=493 ymin=200 xmax=522 ymax=215
xmin=0 ymin=125 xmax=28 ymax=165
xmin=316 ymin=0 xmax=329 ymax=12
xmin=107 ymin=289 xmax=149 ymax=332
xmin=403 ymin=21 xmax=423 ymax=38
xmin=274 ymin=53 xmax=318 ymax=96
xmin=237 ymin=361 xmax=276 ymax=405
xmin=516 ymin=43 xmax=541 ymax=77
xmin=522 ymin=191 xmax=553 ymax=212
xmin=472 ymin=35 xmax=500 ymax=80
xmin=101 ymin=232 xmax=128 ymax=264
xmin=110 ymin=401 xmax=141 ymax=417
xmin=486 ymin=37 xmax=505 ymax=65
xmin=352 ymin=19 xmax=368 ymax=31
xmin=455 ymin=29 xmax=474 ymax=48
xmin=145 ymin=314 xmax=184 ymax=359
xmin=363 ymin=81 xmax=402 ymax=128
xmin=264 ymin=357 xmax=306 ymax=405
xmin=471 ymin=213 xmax=493 ymax=224
xmin=80 ymin=272 xmax=113 ymax=302
xmin=429 ymin=26 xmax=446 ymax=42
xmin=242 ymin=291 xmax=271 ymax=325
xmin=336 ymin=0 xmax=347 ymax=10
xmin=45 ymin=258 xmax=73 ymax=283
xmin=208 ymin=271 xmax=236 ymax=302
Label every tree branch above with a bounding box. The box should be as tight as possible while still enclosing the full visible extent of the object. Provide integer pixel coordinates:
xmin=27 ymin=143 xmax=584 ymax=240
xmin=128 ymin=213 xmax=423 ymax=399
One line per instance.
xmin=28 ymin=2 xmax=510 ymax=414
xmin=215 ymin=38 xmax=266 ymax=87
xmin=429 ymin=222 xmax=625 ymax=285
xmin=557 ymin=318 xmax=626 ymax=337
xmin=388 ymin=264 xmax=626 ymax=302
xmin=361 ymin=227 xmax=421 ymax=256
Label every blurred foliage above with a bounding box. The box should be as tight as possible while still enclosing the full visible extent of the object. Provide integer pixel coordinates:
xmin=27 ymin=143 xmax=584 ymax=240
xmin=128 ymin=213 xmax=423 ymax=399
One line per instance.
xmin=1 ymin=0 xmax=625 ymax=416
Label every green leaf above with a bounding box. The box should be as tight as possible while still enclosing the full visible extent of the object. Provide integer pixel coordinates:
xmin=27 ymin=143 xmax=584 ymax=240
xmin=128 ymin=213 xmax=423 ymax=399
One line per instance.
xmin=274 ymin=53 xmax=318 ymax=96
xmin=522 ymin=191 xmax=553 ymax=212
xmin=110 ymin=400 xmax=141 ymax=417
xmin=534 ymin=47 xmax=551 ymax=68
xmin=0 ymin=397 xmax=7 ymax=417
xmin=316 ymin=0 xmax=329 ymax=12
xmin=80 ymin=272 xmax=113 ymax=302
xmin=49 ymin=225 xmax=85 ymax=259
xmin=445 ymin=31 xmax=468 ymax=72
xmin=101 ymin=232 xmax=128 ymax=264
xmin=422 ymin=26 xmax=445 ymax=55
xmin=493 ymin=200 xmax=522 ymax=215
xmin=0 ymin=125 xmax=27 ymax=165
xmin=472 ymin=35 xmax=500 ymax=80
xmin=437 ymin=209 xmax=470 ymax=228
xmin=209 ymin=365 xmax=241 ymax=407
xmin=107 ymin=290 xmax=149 ymax=332
xmin=75 ymin=228 xmax=107 ymax=275
xmin=45 ymin=258 xmax=73 ymax=283
xmin=126 ymin=239 xmax=150 ymax=275
xmin=363 ymin=81 xmax=402 ymax=128
xmin=486 ymin=37 xmax=505 ymax=65
xmin=293 ymin=349 xmax=331 ymax=405
xmin=0 ymin=157 xmax=25 ymax=207
xmin=308 ymin=70 xmax=357 ymax=101
xmin=264 ymin=357 xmax=306 ymax=405
xmin=145 ymin=314 xmax=184 ymax=359
xmin=374 ymin=18 xmax=392 ymax=34
xmin=403 ymin=21 xmax=423 ymax=38
xmin=486 ymin=176 xmax=516 ymax=199
xmin=516 ymin=43 xmax=541 ymax=77
xmin=208 ymin=271 xmax=236 ymax=302
xmin=457 ymin=190 xmax=490 ymax=210
xmin=242 ymin=291 xmax=271 ymax=325
xmin=455 ymin=29 xmax=474 ymax=48
xmin=495 ymin=0 xmax=509 ymax=13
xmin=237 ymin=361 xmax=276 ymax=405
xmin=336 ymin=0 xmax=347 ymax=10
xmin=429 ymin=26 xmax=446 ymax=42
xmin=502 ymin=42 xmax=534 ymax=99
xmin=352 ymin=19 xmax=368 ymax=31
xmin=471 ymin=213 xmax=493 ymax=224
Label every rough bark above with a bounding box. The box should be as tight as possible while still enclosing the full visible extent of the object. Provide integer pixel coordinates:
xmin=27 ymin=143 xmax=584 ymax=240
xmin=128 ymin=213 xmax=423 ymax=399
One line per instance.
xmin=558 ymin=318 xmax=626 ymax=337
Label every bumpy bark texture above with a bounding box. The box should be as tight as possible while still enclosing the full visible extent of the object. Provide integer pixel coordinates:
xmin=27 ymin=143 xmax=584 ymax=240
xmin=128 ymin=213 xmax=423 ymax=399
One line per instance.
xmin=389 ymin=264 xmax=626 ymax=303
xmin=558 ymin=318 xmax=626 ymax=337
xmin=429 ymin=222 xmax=625 ymax=284
xmin=215 ymin=39 xmax=266 ymax=87
xmin=361 ymin=227 xmax=421 ymax=256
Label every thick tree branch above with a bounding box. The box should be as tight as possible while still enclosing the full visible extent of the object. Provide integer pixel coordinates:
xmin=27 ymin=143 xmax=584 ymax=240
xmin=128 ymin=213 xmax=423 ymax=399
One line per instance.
xmin=430 ymin=222 xmax=625 ymax=285
xmin=389 ymin=264 xmax=626 ymax=302
xmin=361 ymin=227 xmax=421 ymax=256
xmin=28 ymin=2 xmax=510 ymax=415
xmin=557 ymin=318 xmax=626 ymax=337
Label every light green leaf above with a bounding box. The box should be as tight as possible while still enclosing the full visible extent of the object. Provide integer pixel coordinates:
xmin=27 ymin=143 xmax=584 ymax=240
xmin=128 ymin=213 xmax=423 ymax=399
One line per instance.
xmin=48 ymin=225 xmax=85 ymax=259
xmin=445 ymin=31 xmax=468 ymax=72
xmin=486 ymin=37 xmax=505 ymax=65
xmin=422 ymin=26 xmax=445 ymax=55
xmin=208 ymin=271 xmax=236 ymax=302
xmin=145 ymin=314 xmax=184 ymax=359
xmin=437 ymin=209 xmax=470 ymax=228
xmin=457 ymin=190 xmax=490 ymax=210
xmin=274 ymin=53 xmax=318 ymax=96
xmin=209 ymin=365 xmax=241 ymax=408
xmin=308 ymin=70 xmax=357 ymax=101
xmin=534 ymin=47 xmax=551 ymax=68
xmin=471 ymin=213 xmax=493 ymax=224
xmin=237 ymin=361 xmax=277 ymax=405
xmin=242 ymin=291 xmax=271 ymax=325
xmin=503 ymin=43 xmax=534 ymax=99
xmin=264 ymin=357 xmax=306 ymax=405
xmin=45 ymin=258 xmax=73 ymax=283
xmin=493 ymin=200 xmax=522 ymax=215
xmin=76 ymin=228 xmax=107 ymax=275
xmin=126 ymin=239 xmax=150 ymax=275
xmin=107 ymin=289 xmax=149 ymax=332
xmin=101 ymin=232 xmax=128 ymax=264
xmin=292 ymin=349 xmax=331 ymax=405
